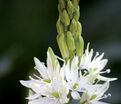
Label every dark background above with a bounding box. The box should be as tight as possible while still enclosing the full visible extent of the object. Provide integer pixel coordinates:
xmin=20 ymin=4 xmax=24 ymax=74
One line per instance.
xmin=0 ymin=0 xmax=121 ymax=104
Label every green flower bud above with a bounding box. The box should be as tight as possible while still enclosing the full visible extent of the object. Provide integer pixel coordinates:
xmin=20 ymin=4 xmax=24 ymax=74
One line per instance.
xmin=58 ymin=4 xmax=61 ymax=14
xmin=66 ymin=31 xmax=75 ymax=52
xmin=59 ymin=0 xmax=65 ymax=9
xmin=74 ymin=22 xmax=82 ymax=39
xmin=72 ymin=0 xmax=79 ymax=9
xmin=67 ymin=1 xmax=74 ymax=19
xmin=77 ymin=22 xmax=82 ymax=35
xmin=47 ymin=47 xmax=60 ymax=70
xmin=56 ymin=19 xmax=64 ymax=34
xmin=73 ymin=7 xmax=80 ymax=21
xmin=57 ymin=34 xmax=69 ymax=59
xmin=70 ymin=19 xmax=77 ymax=37
xmin=66 ymin=31 xmax=75 ymax=59
xmin=60 ymin=9 xmax=70 ymax=26
xmin=75 ymin=36 xmax=84 ymax=56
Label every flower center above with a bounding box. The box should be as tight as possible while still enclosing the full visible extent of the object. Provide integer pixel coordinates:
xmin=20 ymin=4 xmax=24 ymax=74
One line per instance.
xmin=73 ymin=83 xmax=78 ymax=90
xmin=90 ymin=94 xmax=97 ymax=100
xmin=43 ymin=79 xmax=51 ymax=83
xmin=51 ymin=92 xmax=60 ymax=98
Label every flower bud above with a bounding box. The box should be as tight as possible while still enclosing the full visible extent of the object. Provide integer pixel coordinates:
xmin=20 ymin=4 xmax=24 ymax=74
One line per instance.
xmin=57 ymin=34 xmax=69 ymax=59
xmin=73 ymin=7 xmax=80 ymax=21
xmin=59 ymin=0 xmax=65 ymax=9
xmin=66 ymin=31 xmax=75 ymax=52
xmin=74 ymin=22 xmax=82 ymax=39
xmin=67 ymin=1 xmax=74 ymax=19
xmin=70 ymin=19 xmax=77 ymax=37
xmin=60 ymin=9 xmax=70 ymax=26
xmin=56 ymin=19 xmax=64 ymax=34
xmin=77 ymin=22 xmax=82 ymax=35
xmin=72 ymin=0 xmax=79 ymax=9
xmin=58 ymin=4 xmax=61 ymax=14
xmin=75 ymin=36 xmax=84 ymax=56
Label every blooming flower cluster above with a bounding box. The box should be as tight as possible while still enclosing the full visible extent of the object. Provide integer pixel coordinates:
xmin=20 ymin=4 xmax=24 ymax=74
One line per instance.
xmin=20 ymin=44 xmax=117 ymax=104
xmin=20 ymin=0 xmax=117 ymax=103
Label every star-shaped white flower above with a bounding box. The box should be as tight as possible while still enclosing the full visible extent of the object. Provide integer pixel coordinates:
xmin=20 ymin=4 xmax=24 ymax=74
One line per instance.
xmin=20 ymin=48 xmax=69 ymax=104
xmin=34 ymin=47 xmax=60 ymax=82
xmin=64 ymin=56 xmax=83 ymax=100
xmin=80 ymin=43 xmax=107 ymax=71
xmin=80 ymin=43 xmax=117 ymax=82
xmin=27 ymin=73 xmax=69 ymax=104
xmin=80 ymin=81 xmax=111 ymax=104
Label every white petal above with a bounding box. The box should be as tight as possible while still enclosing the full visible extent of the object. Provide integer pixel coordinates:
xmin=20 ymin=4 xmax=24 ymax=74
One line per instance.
xmin=71 ymin=91 xmax=81 ymax=100
xmin=20 ymin=80 xmax=47 ymax=93
xmin=28 ymin=97 xmax=58 ymax=104
xmin=47 ymin=51 xmax=53 ymax=70
xmin=71 ymin=56 xmax=79 ymax=83
xmin=34 ymin=57 xmax=48 ymax=79
xmin=97 ymin=75 xmax=118 ymax=81
xmin=60 ymin=93 xmax=69 ymax=103
xmin=65 ymin=61 xmax=71 ymax=82
xmin=92 ymin=101 xmax=110 ymax=104
xmin=93 ymin=82 xmax=110 ymax=99
xmin=26 ymin=93 xmax=40 ymax=100
xmin=98 ymin=59 xmax=108 ymax=71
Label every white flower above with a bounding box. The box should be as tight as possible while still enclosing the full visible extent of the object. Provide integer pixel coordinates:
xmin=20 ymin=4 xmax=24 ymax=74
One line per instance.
xmin=80 ymin=82 xmax=111 ymax=104
xmin=21 ymin=67 xmax=69 ymax=104
xmin=27 ymin=79 xmax=69 ymax=104
xmin=20 ymin=48 xmax=69 ymax=104
xmin=20 ymin=50 xmax=60 ymax=95
xmin=34 ymin=48 xmax=60 ymax=82
xmin=20 ymin=47 xmax=61 ymax=91
xmin=64 ymin=56 xmax=82 ymax=100
xmin=28 ymin=97 xmax=58 ymax=104
xmin=20 ymin=46 xmax=117 ymax=104
xmin=80 ymin=43 xmax=117 ymax=82
xmin=80 ymin=43 xmax=108 ymax=71
xmin=64 ymin=57 xmax=90 ymax=100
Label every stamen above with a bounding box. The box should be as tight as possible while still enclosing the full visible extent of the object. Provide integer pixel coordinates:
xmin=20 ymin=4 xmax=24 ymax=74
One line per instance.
xmin=100 ymin=69 xmax=111 ymax=74
xmin=56 ymin=55 xmax=65 ymax=62
xmin=33 ymin=74 xmax=41 ymax=79
xmin=103 ymin=93 xmax=111 ymax=98
xmin=29 ymin=76 xmax=34 ymax=80
xmin=95 ymin=79 xmax=100 ymax=84
xmin=98 ymin=93 xmax=111 ymax=100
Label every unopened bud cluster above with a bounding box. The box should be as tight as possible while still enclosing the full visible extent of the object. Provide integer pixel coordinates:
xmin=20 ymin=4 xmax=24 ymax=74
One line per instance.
xmin=57 ymin=0 xmax=84 ymax=60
